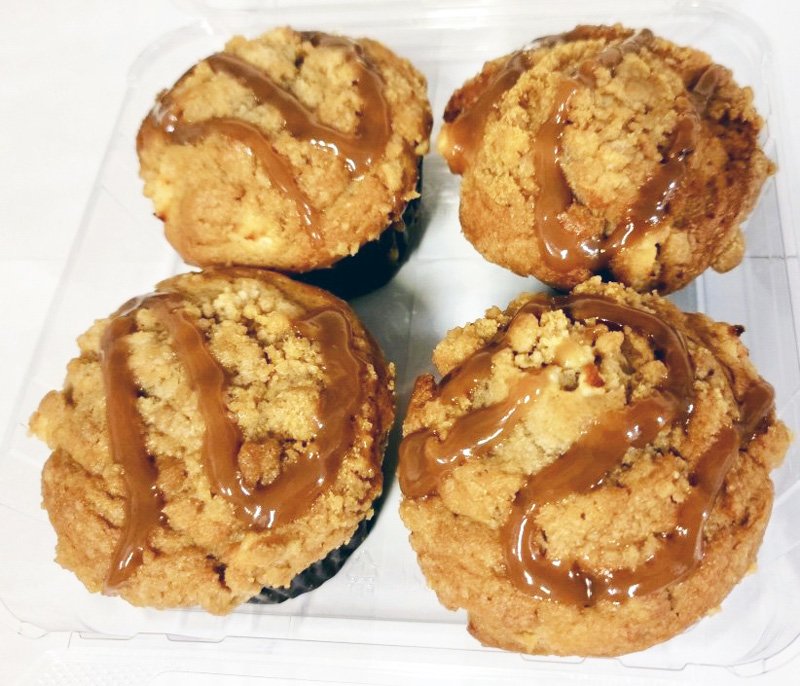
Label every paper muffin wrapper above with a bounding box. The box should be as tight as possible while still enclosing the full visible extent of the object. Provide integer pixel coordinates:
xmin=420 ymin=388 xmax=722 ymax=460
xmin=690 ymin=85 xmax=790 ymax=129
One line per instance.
xmin=247 ymin=516 xmax=373 ymax=605
xmin=294 ymin=164 xmax=423 ymax=300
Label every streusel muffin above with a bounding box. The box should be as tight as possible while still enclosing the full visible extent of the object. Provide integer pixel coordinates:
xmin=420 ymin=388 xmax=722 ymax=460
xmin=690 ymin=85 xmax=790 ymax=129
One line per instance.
xmin=439 ymin=25 xmax=773 ymax=293
xmin=137 ymin=28 xmax=432 ymax=294
xmin=31 ymin=268 xmax=394 ymax=613
xmin=398 ymin=278 xmax=789 ymax=655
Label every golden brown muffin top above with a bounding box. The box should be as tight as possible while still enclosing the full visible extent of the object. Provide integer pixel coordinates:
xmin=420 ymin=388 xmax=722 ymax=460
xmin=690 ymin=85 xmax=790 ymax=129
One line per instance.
xmin=439 ymin=25 xmax=773 ymax=293
xmin=137 ymin=27 xmax=432 ymax=271
xmin=399 ymin=278 xmax=790 ymax=655
xmin=31 ymin=268 xmax=394 ymax=613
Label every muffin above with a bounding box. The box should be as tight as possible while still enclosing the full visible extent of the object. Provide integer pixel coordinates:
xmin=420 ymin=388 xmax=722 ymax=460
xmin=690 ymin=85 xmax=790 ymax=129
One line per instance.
xmin=30 ymin=267 xmax=395 ymax=613
xmin=137 ymin=27 xmax=432 ymax=295
xmin=438 ymin=25 xmax=774 ymax=293
xmin=398 ymin=277 xmax=790 ymax=656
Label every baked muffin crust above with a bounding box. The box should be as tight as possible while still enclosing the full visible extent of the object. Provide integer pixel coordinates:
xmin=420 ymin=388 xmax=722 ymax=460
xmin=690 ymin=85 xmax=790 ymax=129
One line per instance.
xmin=31 ymin=268 xmax=394 ymax=613
xmin=439 ymin=25 xmax=773 ymax=293
xmin=138 ymin=27 xmax=431 ymax=272
xmin=399 ymin=278 xmax=789 ymax=655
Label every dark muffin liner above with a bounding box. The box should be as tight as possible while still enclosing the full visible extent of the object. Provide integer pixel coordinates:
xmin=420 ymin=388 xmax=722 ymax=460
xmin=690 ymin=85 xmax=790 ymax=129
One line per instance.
xmin=247 ymin=516 xmax=373 ymax=604
xmin=294 ymin=166 xmax=423 ymax=300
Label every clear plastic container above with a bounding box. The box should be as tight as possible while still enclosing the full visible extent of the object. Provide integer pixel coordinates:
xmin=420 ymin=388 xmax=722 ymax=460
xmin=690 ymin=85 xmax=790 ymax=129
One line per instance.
xmin=3 ymin=0 xmax=800 ymax=681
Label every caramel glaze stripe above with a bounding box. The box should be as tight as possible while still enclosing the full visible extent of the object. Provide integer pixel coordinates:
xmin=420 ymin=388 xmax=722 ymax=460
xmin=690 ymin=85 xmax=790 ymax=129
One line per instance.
xmin=504 ymin=393 xmax=680 ymax=604
xmin=504 ymin=417 xmax=742 ymax=604
xmin=398 ymin=294 xmax=694 ymax=499
xmin=507 ymin=301 xmax=771 ymax=604
xmin=685 ymin=314 xmax=775 ymax=443
xmin=142 ymin=32 xmax=391 ymax=242
xmin=533 ymin=29 xmax=702 ymax=274
xmin=441 ymin=51 xmax=530 ymax=175
xmin=530 ymin=28 xmax=686 ymax=274
xmin=440 ymin=29 xmax=652 ymax=176
xmin=399 ymin=294 xmax=774 ymax=605
xmin=155 ymin=115 xmax=321 ymax=239
xmin=398 ymin=351 xmax=557 ymax=499
xmin=100 ymin=296 xmax=166 ymax=593
xmin=442 ymin=29 xmax=724 ymax=276
xmin=206 ymin=35 xmax=390 ymax=177
xmin=101 ymin=287 xmax=369 ymax=590
xmin=440 ymin=26 xmax=618 ymax=175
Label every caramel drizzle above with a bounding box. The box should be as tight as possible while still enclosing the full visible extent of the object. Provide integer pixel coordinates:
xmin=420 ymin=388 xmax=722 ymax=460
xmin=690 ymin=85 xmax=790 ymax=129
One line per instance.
xmin=504 ymin=394 xmax=681 ymax=603
xmin=685 ymin=313 xmax=775 ymax=443
xmin=399 ymin=295 xmax=693 ymax=499
xmin=143 ymin=32 xmax=391 ymax=241
xmin=505 ymin=421 xmax=742 ymax=603
xmin=206 ymin=40 xmax=389 ymax=177
xmin=600 ymin=116 xmax=698 ymax=262
xmin=398 ymin=360 xmax=557 ymax=499
xmin=736 ymin=377 xmax=774 ymax=441
xmin=531 ymin=78 xmax=586 ymax=269
xmin=100 ymin=287 xmax=367 ymax=590
xmin=530 ymin=28 xmax=693 ymax=274
xmin=157 ymin=115 xmax=320 ymax=237
xmin=100 ymin=298 xmax=165 ymax=592
xmin=398 ymin=294 xmax=775 ymax=605
xmin=582 ymin=28 xmax=654 ymax=77
xmin=440 ymin=29 xmax=653 ymax=176
xmin=441 ymin=29 xmax=721 ymax=276
xmin=441 ymin=51 xmax=529 ymax=175
xmin=439 ymin=26 xmax=609 ymax=174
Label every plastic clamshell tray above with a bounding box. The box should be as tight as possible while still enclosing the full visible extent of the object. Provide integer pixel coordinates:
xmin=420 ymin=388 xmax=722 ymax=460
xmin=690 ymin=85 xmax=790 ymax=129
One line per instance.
xmin=3 ymin=0 xmax=800 ymax=680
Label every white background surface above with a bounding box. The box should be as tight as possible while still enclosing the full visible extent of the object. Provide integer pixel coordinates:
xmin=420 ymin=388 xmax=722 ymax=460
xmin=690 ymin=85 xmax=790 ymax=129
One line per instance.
xmin=2 ymin=0 xmax=800 ymax=683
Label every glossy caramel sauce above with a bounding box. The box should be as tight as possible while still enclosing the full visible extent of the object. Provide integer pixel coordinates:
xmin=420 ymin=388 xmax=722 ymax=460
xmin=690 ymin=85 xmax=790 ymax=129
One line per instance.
xmin=438 ymin=26 xmax=610 ymax=174
xmin=398 ymin=294 xmax=775 ymax=605
xmin=399 ymin=364 xmax=559 ymax=499
xmin=530 ymin=28 xmax=687 ymax=275
xmin=504 ymin=394 xmax=679 ymax=603
xmin=399 ymin=294 xmax=694 ymax=498
xmin=441 ymin=51 xmax=529 ymax=174
xmin=158 ymin=115 xmax=321 ymax=238
xmin=684 ymin=313 xmax=776 ymax=444
xmin=602 ymin=116 xmax=698 ymax=260
xmin=531 ymin=77 xmax=602 ymax=272
xmin=440 ymin=28 xmax=725 ymax=277
xmin=140 ymin=32 xmax=391 ymax=242
xmin=100 ymin=297 xmax=166 ymax=592
xmin=100 ymin=282 xmax=368 ymax=589
xmin=206 ymin=43 xmax=389 ymax=178
xmin=439 ymin=29 xmax=653 ymax=177
xmin=737 ymin=378 xmax=774 ymax=441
